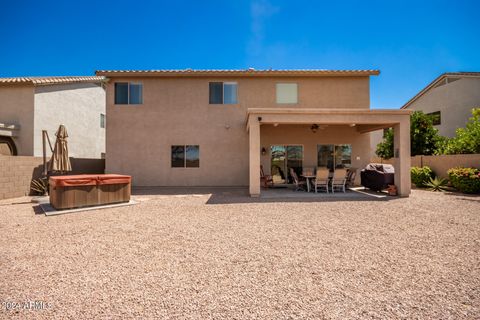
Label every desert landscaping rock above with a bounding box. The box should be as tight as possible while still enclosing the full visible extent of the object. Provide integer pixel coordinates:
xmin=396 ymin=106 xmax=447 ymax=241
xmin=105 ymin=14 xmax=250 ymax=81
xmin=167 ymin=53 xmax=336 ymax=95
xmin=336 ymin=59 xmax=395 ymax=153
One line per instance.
xmin=0 ymin=189 xmax=479 ymax=319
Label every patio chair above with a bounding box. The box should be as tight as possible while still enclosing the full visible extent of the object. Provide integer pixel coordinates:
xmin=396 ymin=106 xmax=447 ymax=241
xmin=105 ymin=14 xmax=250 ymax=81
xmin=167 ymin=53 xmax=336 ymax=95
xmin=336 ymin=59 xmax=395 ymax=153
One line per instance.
xmin=260 ymin=165 xmax=274 ymax=188
xmin=290 ymin=168 xmax=307 ymax=191
xmin=314 ymin=167 xmax=330 ymax=193
xmin=346 ymin=168 xmax=357 ymax=187
xmin=331 ymin=168 xmax=348 ymax=193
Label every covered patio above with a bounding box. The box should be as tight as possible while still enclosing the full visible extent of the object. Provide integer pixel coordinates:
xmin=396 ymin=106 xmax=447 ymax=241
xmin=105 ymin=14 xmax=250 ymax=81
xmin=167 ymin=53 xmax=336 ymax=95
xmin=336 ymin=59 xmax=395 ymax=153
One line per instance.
xmin=246 ymin=108 xmax=412 ymax=197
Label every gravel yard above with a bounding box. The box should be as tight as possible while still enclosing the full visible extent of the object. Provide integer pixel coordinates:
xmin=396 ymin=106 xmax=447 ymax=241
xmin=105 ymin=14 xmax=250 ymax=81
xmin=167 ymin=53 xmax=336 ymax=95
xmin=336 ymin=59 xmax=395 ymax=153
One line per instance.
xmin=0 ymin=189 xmax=479 ymax=319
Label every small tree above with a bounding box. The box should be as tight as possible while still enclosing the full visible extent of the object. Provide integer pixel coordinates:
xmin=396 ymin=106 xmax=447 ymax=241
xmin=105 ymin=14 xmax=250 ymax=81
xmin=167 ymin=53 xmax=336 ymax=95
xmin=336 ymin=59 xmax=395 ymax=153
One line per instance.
xmin=437 ymin=108 xmax=480 ymax=154
xmin=375 ymin=128 xmax=394 ymax=159
xmin=375 ymin=111 xmax=442 ymax=159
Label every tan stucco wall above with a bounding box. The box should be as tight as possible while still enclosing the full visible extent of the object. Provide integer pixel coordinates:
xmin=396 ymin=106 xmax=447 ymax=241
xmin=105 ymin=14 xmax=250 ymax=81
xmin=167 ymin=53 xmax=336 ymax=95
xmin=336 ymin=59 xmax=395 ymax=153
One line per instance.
xmin=0 ymin=86 xmax=35 ymax=155
xmin=34 ymin=83 xmax=106 ymax=158
xmin=260 ymin=124 xmax=371 ymax=185
xmin=0 ymin=155 xmax=105 ymax=200
xmin=106 ymin=76 xmax=371 ymax=186
xmin=406 ymin=77 xmax=480 ymax=137
xmin=372 ymin=153 xmax=480 ymax=179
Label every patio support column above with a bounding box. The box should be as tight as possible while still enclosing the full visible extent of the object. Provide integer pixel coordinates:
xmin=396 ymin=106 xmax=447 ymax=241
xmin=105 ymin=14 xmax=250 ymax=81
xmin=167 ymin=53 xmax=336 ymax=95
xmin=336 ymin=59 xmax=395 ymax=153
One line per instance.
xmin=249 ymin=117 xmax=261 ymax=197
xmin=393 ymin=119 xmax=411 ymax=197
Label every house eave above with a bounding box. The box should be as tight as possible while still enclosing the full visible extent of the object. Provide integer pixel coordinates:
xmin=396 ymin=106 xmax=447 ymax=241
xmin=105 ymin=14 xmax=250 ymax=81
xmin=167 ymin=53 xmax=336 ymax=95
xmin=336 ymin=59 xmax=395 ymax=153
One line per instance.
xmin=95 ymin=69 xmax=380 ymax=78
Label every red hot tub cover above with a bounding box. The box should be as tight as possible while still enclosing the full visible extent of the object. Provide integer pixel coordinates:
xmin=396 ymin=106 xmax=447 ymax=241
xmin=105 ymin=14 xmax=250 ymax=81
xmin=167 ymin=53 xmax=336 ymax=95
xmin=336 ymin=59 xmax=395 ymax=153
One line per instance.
xmin=49 ymin=174 xmax=131 ymax=187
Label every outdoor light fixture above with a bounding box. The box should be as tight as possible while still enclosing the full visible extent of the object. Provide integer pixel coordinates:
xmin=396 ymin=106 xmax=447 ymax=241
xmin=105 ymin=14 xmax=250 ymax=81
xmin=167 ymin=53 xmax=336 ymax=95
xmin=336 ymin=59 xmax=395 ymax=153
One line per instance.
xmin=261 ymin=147 xmax=267 ymax=155
xmin=310 ymin=124 xmax=319 ymax=133
xmin=349 ymin=123 xmax=356 ymax=127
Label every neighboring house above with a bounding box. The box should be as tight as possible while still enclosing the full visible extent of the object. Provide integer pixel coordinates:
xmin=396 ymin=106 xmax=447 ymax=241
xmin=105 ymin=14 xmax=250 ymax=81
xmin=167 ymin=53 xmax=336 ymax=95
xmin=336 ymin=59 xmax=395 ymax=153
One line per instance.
xmin=0 ymin=76 xmax=106 ymax=158
xmin=370 ymin=72 xmax=480 ymax=157
xmin=96 ymin=69 xmax=411 ymax=196
xmin=401 ymin=72 xmax=480 ymax=137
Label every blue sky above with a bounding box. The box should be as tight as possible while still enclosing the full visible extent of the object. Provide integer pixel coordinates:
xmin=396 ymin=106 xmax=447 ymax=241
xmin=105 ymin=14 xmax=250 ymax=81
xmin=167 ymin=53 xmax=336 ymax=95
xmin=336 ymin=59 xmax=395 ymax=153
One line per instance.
xmin=1 ymin=0 xmax=479 ymax=109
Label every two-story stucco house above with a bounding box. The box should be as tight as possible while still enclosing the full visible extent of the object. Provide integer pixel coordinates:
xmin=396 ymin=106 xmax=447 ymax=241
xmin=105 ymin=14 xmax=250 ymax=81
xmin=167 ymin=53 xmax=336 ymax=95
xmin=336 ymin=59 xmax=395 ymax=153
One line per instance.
xmin=96 ymin=69 xmax=411 ymax=196
xmin=401 ymin=72 xmax=480 ymax=137
xmin=0 ymin=76 xmax=106 ymax=158
xmin=370 ymin=72 xmax=480 ymax=157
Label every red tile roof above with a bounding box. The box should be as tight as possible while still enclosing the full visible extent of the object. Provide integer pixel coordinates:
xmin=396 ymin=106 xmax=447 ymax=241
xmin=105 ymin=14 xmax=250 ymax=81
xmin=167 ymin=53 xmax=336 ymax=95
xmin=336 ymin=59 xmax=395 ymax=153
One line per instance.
xmin=95 ymin=69 xmax=380 ymax=77
xmin=0 ymin=76 xmax=106 ymax=86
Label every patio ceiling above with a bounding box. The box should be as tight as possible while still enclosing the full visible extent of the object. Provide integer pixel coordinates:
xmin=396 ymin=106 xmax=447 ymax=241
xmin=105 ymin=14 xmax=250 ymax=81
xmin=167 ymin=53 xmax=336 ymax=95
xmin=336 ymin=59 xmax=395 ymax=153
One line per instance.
xmin=246 ymin=108 xmax=411 ymax=133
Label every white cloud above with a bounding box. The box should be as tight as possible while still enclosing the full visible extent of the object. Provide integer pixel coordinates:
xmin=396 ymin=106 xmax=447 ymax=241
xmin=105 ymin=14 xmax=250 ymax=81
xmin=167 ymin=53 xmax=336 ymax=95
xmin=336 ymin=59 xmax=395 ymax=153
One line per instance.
xmin=247 ymin=0 xmax=279 ymax=59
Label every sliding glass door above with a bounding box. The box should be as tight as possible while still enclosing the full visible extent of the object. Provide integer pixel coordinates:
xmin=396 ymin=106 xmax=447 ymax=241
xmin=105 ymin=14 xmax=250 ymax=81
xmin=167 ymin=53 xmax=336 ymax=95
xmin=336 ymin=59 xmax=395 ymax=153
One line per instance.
xmin=317 ymin=144 xmax=352 ymax=170
xmin=271 ymin=145 xmax=303 ymax=184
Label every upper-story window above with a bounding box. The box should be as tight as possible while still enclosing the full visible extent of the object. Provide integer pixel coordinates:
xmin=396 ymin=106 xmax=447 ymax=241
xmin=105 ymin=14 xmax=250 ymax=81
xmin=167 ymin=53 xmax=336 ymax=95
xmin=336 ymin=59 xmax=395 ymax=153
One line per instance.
xmin=209 ymin=82 xmax=238 ymax=104
xmin=276 ymin=83 xmax=298 ymax=104
xmin=427 ymin=111 xmax=441 ymax=125
xmin=115 ymin=82 xmax=143 ymax=104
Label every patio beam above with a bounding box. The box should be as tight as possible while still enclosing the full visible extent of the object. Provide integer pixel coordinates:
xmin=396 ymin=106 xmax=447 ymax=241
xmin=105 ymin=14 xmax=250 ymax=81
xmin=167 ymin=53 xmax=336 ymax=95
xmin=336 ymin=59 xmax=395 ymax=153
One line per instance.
xmin=356 ymin=123 xmax=395 ymax=134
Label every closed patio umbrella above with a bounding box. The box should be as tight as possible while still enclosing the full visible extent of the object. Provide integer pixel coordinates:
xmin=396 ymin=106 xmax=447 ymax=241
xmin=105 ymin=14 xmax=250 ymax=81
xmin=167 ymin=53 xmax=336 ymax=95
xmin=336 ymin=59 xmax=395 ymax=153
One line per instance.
xmin=48 ymin=124 xmax=72 ymax=173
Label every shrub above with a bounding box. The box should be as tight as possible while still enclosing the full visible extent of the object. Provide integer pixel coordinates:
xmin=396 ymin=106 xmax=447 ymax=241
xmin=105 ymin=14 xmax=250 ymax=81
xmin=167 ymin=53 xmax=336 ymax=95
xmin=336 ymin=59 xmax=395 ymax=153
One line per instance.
xmin=411 ymin=166 xmax=434 ymax=187
xmin=447 ymin=167 xmax=480 ymax=194
xmin=437 ymin=108 xmax=480 ymax=155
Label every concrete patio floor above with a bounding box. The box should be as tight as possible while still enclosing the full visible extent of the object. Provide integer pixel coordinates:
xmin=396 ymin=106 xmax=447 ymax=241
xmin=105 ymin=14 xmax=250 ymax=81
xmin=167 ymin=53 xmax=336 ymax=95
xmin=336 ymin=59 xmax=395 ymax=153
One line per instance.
xmin=0 ymin=189 xmax=479 ymax=319
xmin=131 ymin=186 xmax=389 ymax=204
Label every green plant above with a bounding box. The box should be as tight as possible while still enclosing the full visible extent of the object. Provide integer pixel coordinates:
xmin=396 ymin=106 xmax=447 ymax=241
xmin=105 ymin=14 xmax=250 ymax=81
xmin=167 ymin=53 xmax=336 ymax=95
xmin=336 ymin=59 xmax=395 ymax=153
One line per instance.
xmin=30 ymin=177 xmax=49 ymax=196
xmin=424 ymin=177 xmax=448 ymax=192
xmin=375 ymin=128 xmax=394 ymax=159
xmin=411 ymin=166 xmax=434 ymax=187
xmin=437 ymin=108 xmax=480 ymax=155
xmin=447 ymin=167 xmax=480 ymax=194
xmin=375 ymin=111 xmax=443 ymax=159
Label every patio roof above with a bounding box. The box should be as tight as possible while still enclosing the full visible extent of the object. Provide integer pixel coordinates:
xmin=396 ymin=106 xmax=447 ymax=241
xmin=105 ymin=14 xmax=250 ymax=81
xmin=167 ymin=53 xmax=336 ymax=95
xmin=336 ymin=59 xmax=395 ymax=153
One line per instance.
xmin=246 ymin=108 xmax=412 ymax=133
xmin=246 ymin=108 xmax=412 ymax=197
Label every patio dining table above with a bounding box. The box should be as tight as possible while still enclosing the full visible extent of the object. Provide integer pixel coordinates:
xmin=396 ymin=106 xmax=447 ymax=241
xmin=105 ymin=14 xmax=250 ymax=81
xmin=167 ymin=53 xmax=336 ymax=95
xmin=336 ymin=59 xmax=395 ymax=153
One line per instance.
xmin=301 ymin=175 xmax=316 ymax=192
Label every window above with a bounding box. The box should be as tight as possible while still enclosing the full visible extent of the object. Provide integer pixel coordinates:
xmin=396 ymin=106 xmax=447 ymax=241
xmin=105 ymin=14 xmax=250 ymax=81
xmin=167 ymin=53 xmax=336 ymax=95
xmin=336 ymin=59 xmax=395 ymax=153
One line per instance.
xmin=334 ymin=145 xmax=352 ymax=169
xmin=171 ymin=145 xmax=200 ymax=168
xmin=100 ymin=113 xmax=105 ymax=128
xmin=427 ymin=111 xmax=441 ymax=125
xmin=317 ymin=144 xmax=352 ymax=170
xmin=276 ymin=83 xmax=298 ymax=104
xmin=209 ymin=82 xmax=238 ymax=104
xmin=115 ymin=82 xmax=143 ymax=104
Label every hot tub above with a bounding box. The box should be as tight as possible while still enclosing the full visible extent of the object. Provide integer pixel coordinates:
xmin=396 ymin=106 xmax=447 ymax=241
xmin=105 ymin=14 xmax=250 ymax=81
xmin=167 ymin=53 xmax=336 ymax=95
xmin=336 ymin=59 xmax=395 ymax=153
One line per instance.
xmin=49 ymin=174 xmax=131 ymax=210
